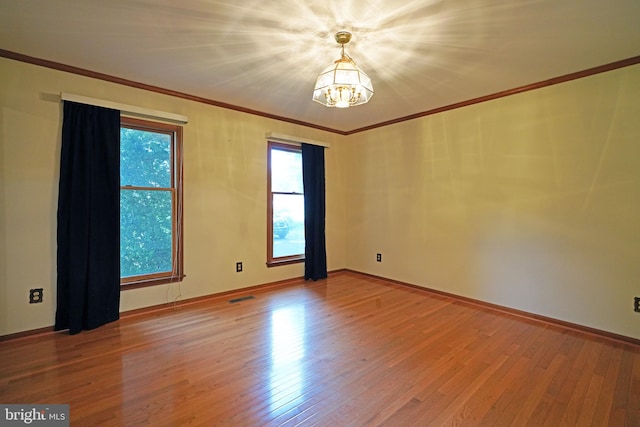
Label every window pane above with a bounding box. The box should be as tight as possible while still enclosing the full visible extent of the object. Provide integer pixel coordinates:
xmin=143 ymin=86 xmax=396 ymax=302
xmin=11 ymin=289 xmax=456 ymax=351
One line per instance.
xmin=121 ymin=127 xmax=171 ymax=187
xmin=271 ymin=148 xmax=303 ymax=193
xmin=273 ymin=193 xmax=304 ymax=258
xmin=121 ymin=190 xmax=173 ymax=277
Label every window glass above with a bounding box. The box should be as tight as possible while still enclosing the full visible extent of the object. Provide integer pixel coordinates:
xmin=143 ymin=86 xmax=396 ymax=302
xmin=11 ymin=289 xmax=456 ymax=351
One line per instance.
xmin=271 ymin=149 xmax=303 ymax=193
xmin=120 ymin=128 xmax=171 ymax=187
xmin=272 ymin=193 xmax=304 ymax=258
xmin=120 ymin=190 xmax=173 ymax=277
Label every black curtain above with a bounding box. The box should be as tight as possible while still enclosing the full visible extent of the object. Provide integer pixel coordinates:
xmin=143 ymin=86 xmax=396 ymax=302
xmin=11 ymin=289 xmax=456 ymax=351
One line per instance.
xmin=55 ymin=101 xmax=121 ymax=335
xmin=301 ymin=143 xmax=327 ymax=280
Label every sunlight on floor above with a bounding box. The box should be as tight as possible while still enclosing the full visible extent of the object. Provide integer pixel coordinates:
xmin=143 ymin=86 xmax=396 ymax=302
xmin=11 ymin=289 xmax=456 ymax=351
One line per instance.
xmin=270 ymin=305 xmax=307 ymax=414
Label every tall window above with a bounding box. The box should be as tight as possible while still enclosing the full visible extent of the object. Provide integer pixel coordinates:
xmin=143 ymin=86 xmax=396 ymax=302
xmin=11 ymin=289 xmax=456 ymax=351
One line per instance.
xmin=120 ymin=117 xmax=183 ymax=287
xmin=267 ymin=142 xmax=305 ymax=266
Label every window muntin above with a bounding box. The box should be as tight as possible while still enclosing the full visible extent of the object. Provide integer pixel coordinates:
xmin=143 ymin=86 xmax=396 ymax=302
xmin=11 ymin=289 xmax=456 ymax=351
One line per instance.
xmin=267 ymin=142 xmax=305 ymax=266
xmin=120 ymin=117 xmax=183 ymax=287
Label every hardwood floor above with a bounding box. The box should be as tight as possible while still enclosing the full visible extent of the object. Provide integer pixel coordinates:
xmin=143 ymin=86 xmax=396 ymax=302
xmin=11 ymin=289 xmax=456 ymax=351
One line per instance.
xmin=2 ymin=271 xmax=639 ymax=426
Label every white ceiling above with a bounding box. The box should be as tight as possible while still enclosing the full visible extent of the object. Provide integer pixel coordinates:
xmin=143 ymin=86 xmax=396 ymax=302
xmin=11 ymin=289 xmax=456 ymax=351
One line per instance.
xmin=1 ymin=0 xmax=639 ymax=133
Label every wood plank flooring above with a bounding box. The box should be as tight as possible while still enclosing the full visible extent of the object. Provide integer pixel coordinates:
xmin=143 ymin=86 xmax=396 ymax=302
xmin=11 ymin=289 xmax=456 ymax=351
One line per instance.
xmin=1 ymin=271 xmax=639 ymax=426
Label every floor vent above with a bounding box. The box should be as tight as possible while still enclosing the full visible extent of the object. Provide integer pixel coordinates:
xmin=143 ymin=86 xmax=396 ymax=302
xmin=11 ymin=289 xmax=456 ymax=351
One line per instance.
xmin=229 ymin=295 xmax=255 ymax=304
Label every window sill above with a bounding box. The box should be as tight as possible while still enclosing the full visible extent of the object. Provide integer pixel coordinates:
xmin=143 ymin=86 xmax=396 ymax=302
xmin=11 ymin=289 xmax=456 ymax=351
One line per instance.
xmin=266 ymin=257 xmax=304 ymax=268
xmin=121 ymin=274 xmax=185 ymax=290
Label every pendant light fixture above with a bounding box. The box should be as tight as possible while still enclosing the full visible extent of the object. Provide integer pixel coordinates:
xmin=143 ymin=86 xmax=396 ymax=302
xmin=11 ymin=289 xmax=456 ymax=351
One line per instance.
xmin=312 ymin=31 xmax=374 ymax=108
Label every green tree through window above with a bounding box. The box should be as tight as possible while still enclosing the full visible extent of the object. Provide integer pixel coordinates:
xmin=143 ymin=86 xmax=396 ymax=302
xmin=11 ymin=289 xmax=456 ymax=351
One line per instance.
xmin=120 ymin=117 xmax=183 ymax=287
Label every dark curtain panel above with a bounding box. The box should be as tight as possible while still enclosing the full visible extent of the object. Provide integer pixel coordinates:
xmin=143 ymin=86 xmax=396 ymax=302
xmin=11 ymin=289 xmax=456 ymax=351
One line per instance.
xmin=301 ymin=143 xmax=328 ymax=280
xmin=55 ymin=101 xmax=121 ymax=335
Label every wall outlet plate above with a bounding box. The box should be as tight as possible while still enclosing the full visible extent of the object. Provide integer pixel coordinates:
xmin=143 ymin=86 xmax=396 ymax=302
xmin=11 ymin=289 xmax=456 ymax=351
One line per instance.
xmin=29 ymin=288 xmax=43 ymax=304
xmin=634 ymin=296 xmax=640 ymax=313
xmin=376 ymin=253 xmax=382 ymax=262
xmin=236 ymin=262 xmax=243 ymax=272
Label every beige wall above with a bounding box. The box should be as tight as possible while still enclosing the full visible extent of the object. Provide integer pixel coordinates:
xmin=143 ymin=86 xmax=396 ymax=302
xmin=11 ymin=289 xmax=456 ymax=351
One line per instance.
xmin=0 ymin=58 xmax=347 ymax=335
xmin=1 ymin=57 xmax=638 ymax=340
xmin=345 ymin=64 xmax=640 ymax=340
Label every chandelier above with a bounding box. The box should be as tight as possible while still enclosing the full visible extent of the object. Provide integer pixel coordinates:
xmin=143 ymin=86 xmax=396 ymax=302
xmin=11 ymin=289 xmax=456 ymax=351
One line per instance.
xmin=312 ymin=31 xmax=374 ymax=108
